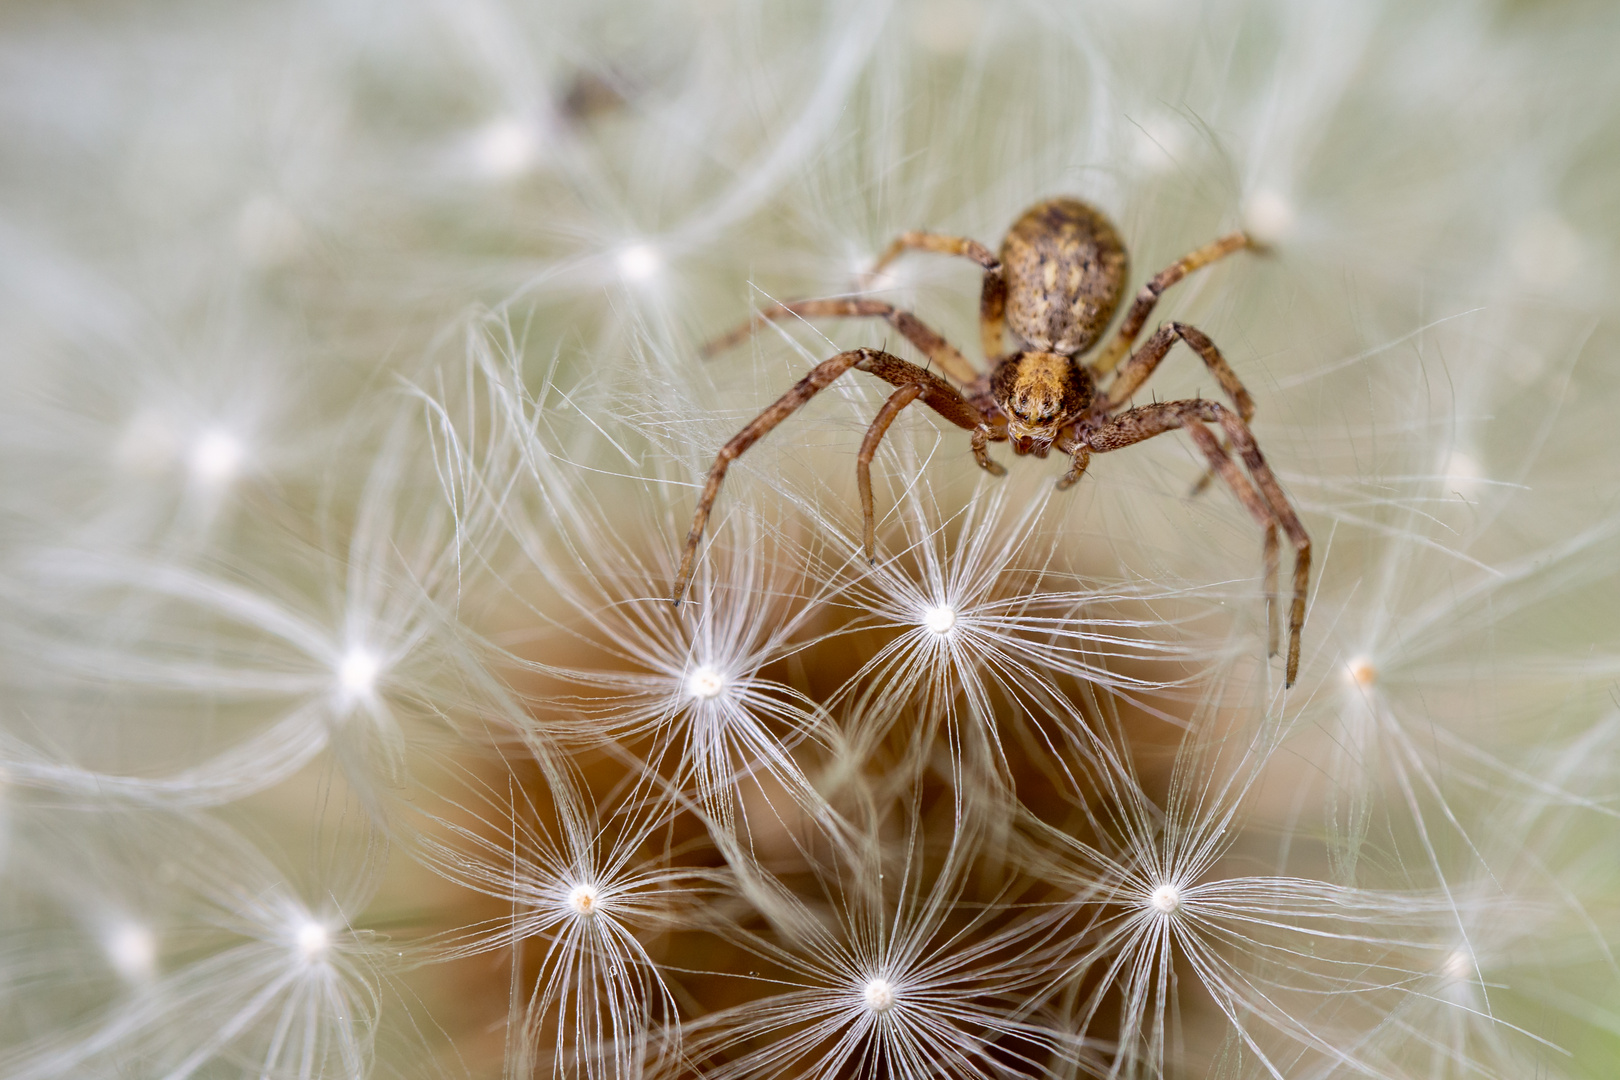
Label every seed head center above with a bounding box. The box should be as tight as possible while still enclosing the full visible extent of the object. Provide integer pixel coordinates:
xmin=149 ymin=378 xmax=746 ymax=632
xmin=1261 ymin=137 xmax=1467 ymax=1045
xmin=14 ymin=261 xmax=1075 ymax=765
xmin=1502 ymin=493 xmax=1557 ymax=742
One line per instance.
xmin=686 ymin=665 xmax=727 ymax=700
xmin=295 ymin=920 xmax=330 ymax=960
xmin=862 ymin=977 xmax=898 ymax=1014
xmin=1345 ymin=656 xmax=1377 ymax=688
xmin=1148 ymin=883 xmax=1181 ymax=914
xmin=339 ymin=648 xmax=380 ymax=698
xmin=567 ymin=883 xmax=601 ymax=917
xmin=921 ymin=604 xmax=957 ymax=635
xmin=617 ymin=243 xmax=660 ymax=282
xmin=190 ymin=429 xmax=243 ymax=484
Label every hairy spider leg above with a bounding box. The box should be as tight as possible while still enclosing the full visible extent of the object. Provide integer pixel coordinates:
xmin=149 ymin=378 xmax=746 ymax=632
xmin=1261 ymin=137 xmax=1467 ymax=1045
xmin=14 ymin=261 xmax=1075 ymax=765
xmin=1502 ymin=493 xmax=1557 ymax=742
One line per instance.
xmin=857 ymin=384 xmax=923 ymax=561
xmin=701 ymin=298 xmax=980 ymax=386
xmin=860 ymin=230 xmax=1010 ymax=364
xmin=1107 ymin=320 xmax=1259 ymax=498
xmin=864 ymin=230 xmax=1000 ymax=281
xmin=1090 ymin=230 xmax=1253 ymax=377
xmin=1053 ymin=431 xmax=1091 ymax=491
xmin=673 ymin=348 xmax=995 ymax=603
xmin=1107 ymin=321 xmax=1255 ymax=418
xmin=1087 ymin=398 xmax=1310 ymax=687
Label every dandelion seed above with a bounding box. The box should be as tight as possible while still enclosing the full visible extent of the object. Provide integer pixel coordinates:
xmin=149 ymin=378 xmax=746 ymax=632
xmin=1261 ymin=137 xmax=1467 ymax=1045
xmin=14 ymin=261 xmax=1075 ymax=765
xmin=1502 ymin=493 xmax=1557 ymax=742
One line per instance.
xmin=188 ymin=428 xmax=243 ymax=485
xmin=337 ymin=648 xmax=381 ymax=701
xmin=1345 ymin=655 xmax=1378 ymax=688
xmin=565 ymin=882 xmax=601 ymax=917
xmin=860 ymin=976 xmax=898 ymax=1014
xmin=616 ymin=242 xmax=661 ymax=283
xmin=1444 ymin=449 xmax=1483 ymax=500
xmin=412 ymin=768 xmax=691 ymax=1080
xmin=1147 ymin=883 xmax=1181 ymax=914
xmin=686 ymin=664 xmax=728 ymax=700
xmin=471 ymin=115 xmax=545 ymax=180
xmin=103 ymin=920 xmax=158 ymax=982
xmin=1242 ymin=187 xmax=1296 ymax=246
xmin=294 ymin=919 xmax=330 ymax=962
xmin=920 ymin=603 xmax=957 ymax=636
xmin=1442 ymin=947 xmax=1473 ymax=983
xmin=684 ymin=817 xmax=1080 ymax=1080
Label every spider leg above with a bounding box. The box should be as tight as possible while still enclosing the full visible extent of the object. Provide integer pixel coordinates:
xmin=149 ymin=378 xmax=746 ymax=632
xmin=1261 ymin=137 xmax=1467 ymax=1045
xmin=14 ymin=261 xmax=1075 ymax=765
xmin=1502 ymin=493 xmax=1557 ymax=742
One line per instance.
xmin=1105 ymin=320 xmax=1256 ymax=496
xmin=1090 ymin=231 xmax=1254 ymax=377
xmin=1182 ymin=424 xmax=1280 ymax=659
xmin=858 ymin=230 xmax=1010 ymax=363
xmin=1213 ymin=405 xmax=1310 ymax=686
xmin=673 ymin=349 xmax=992 ymax=603
xmin=970 ymin=424 xmax=1008 ymax=476
xmin=863 ymin=230 xmax=1000 ymax=283
xmin=1089 ymin=399 xmax=1309 ymax=686
xmin=1105 ymin=321 xmax=1253 ymax=418
xmin=978 ymin=268 xmax=1008 ymax=364
xmin=701 ymin=298 xmax=981 ymax=386
xmin=674 ymin=348 xmax=866 ymax=604
xmin=1054 ymin=429 xmax=1091 ymax=491
xmin=857 ymin=384 xmax=924 ymax=561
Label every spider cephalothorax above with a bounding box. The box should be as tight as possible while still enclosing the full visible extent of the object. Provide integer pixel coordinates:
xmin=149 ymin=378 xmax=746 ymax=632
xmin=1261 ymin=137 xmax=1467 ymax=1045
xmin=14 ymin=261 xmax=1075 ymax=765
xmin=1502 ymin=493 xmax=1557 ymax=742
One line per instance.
xmin=675 ymin=197 xmax=1311 ymax=687
xmin=988 ymin=351 xmax=1095 ymax=456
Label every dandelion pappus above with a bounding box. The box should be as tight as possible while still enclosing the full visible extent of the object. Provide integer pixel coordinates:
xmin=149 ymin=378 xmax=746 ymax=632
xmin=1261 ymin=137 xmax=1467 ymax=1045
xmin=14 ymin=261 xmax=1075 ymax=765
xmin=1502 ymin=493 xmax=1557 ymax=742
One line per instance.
xmin=673 ymin=197 xmax=1310 ymax=686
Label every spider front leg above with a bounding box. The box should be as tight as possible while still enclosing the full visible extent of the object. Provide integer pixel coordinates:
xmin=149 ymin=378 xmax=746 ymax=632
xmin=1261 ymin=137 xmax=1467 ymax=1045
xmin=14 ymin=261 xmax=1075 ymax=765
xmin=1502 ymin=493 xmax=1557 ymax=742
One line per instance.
xmin=1105 ymin=320 xmax=1255 ymax=496
xmin=1105 ymin=321 xmax=1253 ymax=420
xmin=700 ymin=298 xmax=982 ymax=386
xmin=862 ymin=230 xmax=1000 ymax=286
xmin=858 ymin=229 xmax=1009 ymax=363
xmin=673 ymin=348 xmax=990 ymax=602
xmin=970 ymin=424 xmax=1007 ymax=477
xmin=1088 ymin=399 xmax=1310 ymax=686
xmin=1054 ymin=431 xmax=1091 ymax=491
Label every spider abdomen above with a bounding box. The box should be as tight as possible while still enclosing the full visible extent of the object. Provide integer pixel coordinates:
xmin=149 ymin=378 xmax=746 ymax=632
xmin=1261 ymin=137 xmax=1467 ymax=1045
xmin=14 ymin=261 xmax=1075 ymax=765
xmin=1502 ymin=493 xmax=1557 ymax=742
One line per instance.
xmin=1000 ymin=197 xmax=1128 ymax=356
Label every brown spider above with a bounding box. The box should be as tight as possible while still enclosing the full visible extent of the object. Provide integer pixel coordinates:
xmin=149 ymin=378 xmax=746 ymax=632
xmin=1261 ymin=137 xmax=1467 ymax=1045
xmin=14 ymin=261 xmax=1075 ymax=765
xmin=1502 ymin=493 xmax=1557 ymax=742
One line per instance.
xmin=672 ymin=197 xmax=1310 ymax=687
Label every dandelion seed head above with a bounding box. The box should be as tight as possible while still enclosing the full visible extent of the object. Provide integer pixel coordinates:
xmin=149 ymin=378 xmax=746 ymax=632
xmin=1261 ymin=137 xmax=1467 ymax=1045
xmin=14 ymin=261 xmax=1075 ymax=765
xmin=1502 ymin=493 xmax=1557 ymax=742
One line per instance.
xmin=861 ymin=976 xmax=898 ymax=1014
xmin=616 ymin=242 xmax=661 ymax=283
xmin=103 ymin=920 xmax=157 ymax=982
xmin=337 ymin=648 xmax=381 ymax=701
xmin=566 ymin=883 xmax=601 ymax=917
xmin=471 ymin=115 xmax=544 ymax=180
xmin=189 ymin=428 xmax=243 ymax=485
xmin=920 ymin=603 xmax=957 ymax=636
xmin=1443 ymin=948 xmax=1474 ymax=982
xmin=686 ymin=664 xmax=728 ymax=701
xmin=1148 ymin=883 xmax=1182 ymax=914
xmin=1242 ymin=188 xmax=1296 ymax=246
xmin=1345 ymin=655 xmax=1378 ymax=688
xmin=293 ymin=918 xmax=330 ymax=962
xmin=1444 ymin=449 xmax=1483 ymax=500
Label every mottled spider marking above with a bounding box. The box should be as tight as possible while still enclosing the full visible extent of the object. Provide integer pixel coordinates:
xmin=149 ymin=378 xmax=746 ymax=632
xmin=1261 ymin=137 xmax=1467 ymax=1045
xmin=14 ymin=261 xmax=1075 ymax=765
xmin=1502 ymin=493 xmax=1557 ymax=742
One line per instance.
xmin=1000 ymin=198 xmax=1129 ymax=355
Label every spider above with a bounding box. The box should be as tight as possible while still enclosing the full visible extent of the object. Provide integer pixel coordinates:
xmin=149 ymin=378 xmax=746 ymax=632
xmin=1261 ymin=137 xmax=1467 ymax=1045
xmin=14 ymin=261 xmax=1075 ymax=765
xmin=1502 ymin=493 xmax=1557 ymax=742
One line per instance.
xmin=672 ymin=197 xmax=1310 ymax=687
